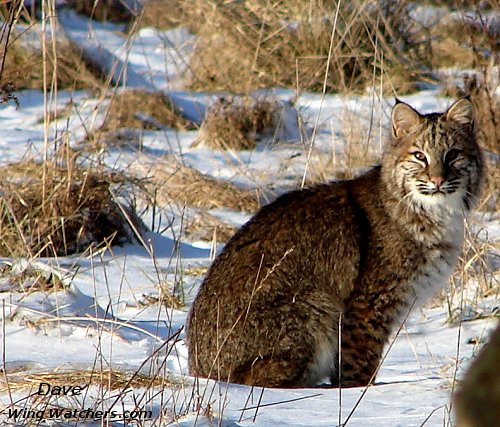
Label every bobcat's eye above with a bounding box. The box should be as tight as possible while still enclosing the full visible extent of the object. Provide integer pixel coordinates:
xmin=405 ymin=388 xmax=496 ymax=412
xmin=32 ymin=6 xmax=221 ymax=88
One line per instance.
xmin=412 ymin=151 xmax=427 ymax=162
xmin=445 ymin=148 xmax=462 ymax=164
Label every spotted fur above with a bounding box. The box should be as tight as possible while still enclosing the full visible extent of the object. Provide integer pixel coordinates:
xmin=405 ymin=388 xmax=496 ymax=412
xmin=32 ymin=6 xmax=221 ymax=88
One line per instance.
xmin=187 ymin=99 xmax=483 ymax=388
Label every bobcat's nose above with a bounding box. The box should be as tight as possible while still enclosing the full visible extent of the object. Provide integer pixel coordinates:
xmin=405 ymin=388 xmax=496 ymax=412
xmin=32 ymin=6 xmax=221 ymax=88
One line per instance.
xmin=430 ymin=176 xmax=445 ymax=188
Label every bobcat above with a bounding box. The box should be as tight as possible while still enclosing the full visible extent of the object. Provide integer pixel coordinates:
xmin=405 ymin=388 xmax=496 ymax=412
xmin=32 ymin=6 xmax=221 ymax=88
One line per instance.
xmin=187 ymin=99 xmax=483 ymax=388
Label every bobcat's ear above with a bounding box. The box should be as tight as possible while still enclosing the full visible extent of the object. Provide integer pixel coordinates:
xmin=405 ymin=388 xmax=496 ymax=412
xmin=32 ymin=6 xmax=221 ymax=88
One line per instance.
xmin=445 ymin=98 xmax=475 ymax=126
xmin=391 ymin=101 xmax=422 ymax=138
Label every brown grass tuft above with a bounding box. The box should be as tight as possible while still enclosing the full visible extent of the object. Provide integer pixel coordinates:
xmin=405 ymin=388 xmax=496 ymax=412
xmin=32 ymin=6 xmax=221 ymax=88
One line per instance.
xmin=0 ymin=159 xmax=144 ymax=257
xmin=195 ymin=97 xmax=276 ymax=150
xmin=134 ymin=157 xmax=260 ymax=213
xmin=101 ymin=89 xmax=196 ymax=132
xmin=184 ymin=0 xmax=421 ymax=94
xmin=0 ymin=37 xmax=102 ymax=91
xmin=1 ymin=368 xmax=169 ymax=394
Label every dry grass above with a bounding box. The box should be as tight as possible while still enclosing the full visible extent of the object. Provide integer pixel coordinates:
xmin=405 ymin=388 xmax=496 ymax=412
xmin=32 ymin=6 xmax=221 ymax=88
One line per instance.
xmin=136 ymin=288 xmax=184 ymax=310
xmin=195 ymin=96 xmax=276 ymax=150
xmin=136 ymin=0 xmax=187 ymax=30
xmin=183 ymin=0 xmax=421 ymax=94
xmin=0 ymin=37 xmax=102 ymax=91
xmin=429 ymin=3 xmax=498 ymax=69
xmin=1 ymin=368 xmax=169 ymax=394
xmin=101 ymin=89 xmax=196 ymax=132
xmin=0 ymin=262 xmax=66 ymax=294
xmin=133 ymin=157 xmax=260 ymax=213
xmin=428 ymin=32 xmax=476 ymax=69
xmin=441 ymin=217 xmax=500 ymax=325
xmin=66 ymin=0 xmax=141 ymax=23
xmin=184 ymin=211 xmax=238 ymax=243
xmin=463 ymin=75 xmax=499 ymax=155
xmin=84 ymin=89 xmax=197 ymax=149
xmin=302 ymin=106 xmax=379 ymax=185
xmin=0 ymin=158 xmax=144 ymax=257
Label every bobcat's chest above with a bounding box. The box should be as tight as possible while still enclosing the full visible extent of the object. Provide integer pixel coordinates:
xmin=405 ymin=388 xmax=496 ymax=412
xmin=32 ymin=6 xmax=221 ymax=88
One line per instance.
xmin=400 ymin=217 xmax=464 ymax=316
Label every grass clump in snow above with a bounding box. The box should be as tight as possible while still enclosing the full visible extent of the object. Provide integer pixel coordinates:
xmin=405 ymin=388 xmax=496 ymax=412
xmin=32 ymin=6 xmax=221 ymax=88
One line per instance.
xmin=101 ymin=90 xmax=196 ymax=132
xmin=137 ymin=290 xmax=184 ymax=310
xmin=135 ymin=157 xmax=260 ymax=213
xmin=195 ymin=97 xmax=276 ymax=150
xmin=0 ymin=38 xmax=102 ymax=91
xmin=0 ymin=158 xmax=144 ymax=257
xmin=86 ymin=89 xmax=197 ymax=148
xmin=183 ymin=0 xmax=422 ymax=94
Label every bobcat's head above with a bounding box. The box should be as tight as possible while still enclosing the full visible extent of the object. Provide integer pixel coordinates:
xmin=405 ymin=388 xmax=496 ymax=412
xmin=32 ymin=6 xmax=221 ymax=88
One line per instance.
xmin=383 ymin=98 xmax=483 ymax=214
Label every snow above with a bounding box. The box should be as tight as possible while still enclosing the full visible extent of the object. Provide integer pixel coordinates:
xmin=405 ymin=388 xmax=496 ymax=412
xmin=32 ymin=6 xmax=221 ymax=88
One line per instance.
xmin=0 ymin=6 xmax=498 ymax=427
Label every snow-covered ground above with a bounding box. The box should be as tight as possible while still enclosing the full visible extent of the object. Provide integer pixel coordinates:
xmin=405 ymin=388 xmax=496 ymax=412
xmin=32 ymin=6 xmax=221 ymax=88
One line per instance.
xmin=0 ymin=5 xmax=498 ymax=427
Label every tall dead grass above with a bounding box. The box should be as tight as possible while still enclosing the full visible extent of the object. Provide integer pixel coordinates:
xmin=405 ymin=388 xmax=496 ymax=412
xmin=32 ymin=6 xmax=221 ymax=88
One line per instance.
xmin=0 ymin=0 xmax=101 ymax=91
xmin=428 ymin=0 xmax=498 ymax=69
xmin=83 ymin=89 xmax=197 ymax=149
xmin=183 ymin=0 xmax=421 ymax=94
xmin=0 ymin=157 xmax=144 ymax=257
xmin=184 ymin=211 xmax=238 ymax=243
